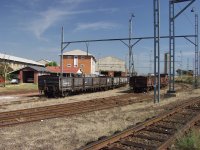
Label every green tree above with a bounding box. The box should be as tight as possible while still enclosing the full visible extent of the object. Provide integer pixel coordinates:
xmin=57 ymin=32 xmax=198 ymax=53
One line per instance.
xmin=0 ymin=62 xmax=13 ymax=87
xmin=45 ymin=61 xmax=58 ymax=67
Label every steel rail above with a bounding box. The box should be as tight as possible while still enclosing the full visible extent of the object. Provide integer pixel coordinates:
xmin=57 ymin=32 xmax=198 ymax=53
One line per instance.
xmin=157 ymin=114 xmax=200 ymax=149
xmin=0 ymin=84 xmax=189 ymax=128
xmin=0 ymin=93 xmax=150 ymax=127
xmin=79 ymin=97 xmax=200 ymax=150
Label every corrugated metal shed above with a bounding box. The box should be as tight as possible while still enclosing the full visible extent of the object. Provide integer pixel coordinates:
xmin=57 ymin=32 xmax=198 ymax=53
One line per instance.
xmin=27 ymin=66 xmax=49 ymax=72
xmin=9 ymin=65 xmax=49 ymax=74
xmin=0 ymin=53 xmax=44 ymax=66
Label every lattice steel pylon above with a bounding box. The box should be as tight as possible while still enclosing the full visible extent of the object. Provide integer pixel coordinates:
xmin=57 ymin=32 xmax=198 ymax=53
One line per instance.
xmin=194 ymin=14 xmax=199 ymax=88
xmin=154 ymin=0 xmax=160 ymax=103
xmin=168 ymin=0 xmax=195 ymax=94
xmin=168 ymin=1 xmax=175 ymax=93
xmin=129 ymin=13 xmax=135 ymax=77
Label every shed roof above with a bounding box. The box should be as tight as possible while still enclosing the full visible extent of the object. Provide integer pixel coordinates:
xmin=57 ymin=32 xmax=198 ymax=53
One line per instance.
xmin=0 ymin=53 xmax=44 ymax=66
xmin=9 ymin=65 xmax=49 ymax=74
xmin=28 ymin=65 xmax=49 ymax=72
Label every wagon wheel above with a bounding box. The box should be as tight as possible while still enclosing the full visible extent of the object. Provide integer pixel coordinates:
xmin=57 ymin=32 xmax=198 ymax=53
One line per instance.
xmin=54 ymin=91 xmax=60 ymax=98
xmin=147 ymin=87 xmax=150 ymax=92
xmin=44 ymin=90 xmax=49 ymax=97
xmin=62 ymin=91 xmax=70 ymax=97
xmin=104 ymin=87 xmax=108 ymax=91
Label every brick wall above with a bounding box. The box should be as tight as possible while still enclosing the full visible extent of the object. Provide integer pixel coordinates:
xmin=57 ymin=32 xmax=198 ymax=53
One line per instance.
xmin=34 ymin=72 xmax=38 ymax=84
xmin=63 ymin=55 xmax=92 ymax=75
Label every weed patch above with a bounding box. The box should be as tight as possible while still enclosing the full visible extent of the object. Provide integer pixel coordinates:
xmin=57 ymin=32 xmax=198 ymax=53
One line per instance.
xmin=176 ymin=129 xmax=200 ymax=150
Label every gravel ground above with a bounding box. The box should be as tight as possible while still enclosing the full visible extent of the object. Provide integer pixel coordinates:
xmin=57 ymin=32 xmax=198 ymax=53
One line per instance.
xmin=0 ymin=84 xmax=198 ymax=150
xmin=0 ymin=86 xmax=131 ymax=112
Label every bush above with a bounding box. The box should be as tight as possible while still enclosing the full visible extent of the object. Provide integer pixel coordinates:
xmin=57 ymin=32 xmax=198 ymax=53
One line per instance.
xmin=176 ymin=129 xmax=200 ymax=150
xmin=175 ymin=76 xmax=194 ymax=84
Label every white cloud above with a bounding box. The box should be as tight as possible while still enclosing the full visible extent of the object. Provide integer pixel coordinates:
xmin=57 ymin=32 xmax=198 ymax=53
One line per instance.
xmin=19 ymin=0 xmax=118 ymax=41
xmin=26 ymin=8 xmax=90 ymax=40
xmin=75 ymin=22 xmax=119 ymax=31
xmin=25 ymin=7 xmax=118 ymax=40
xmin=27 ymin=9 xmax=67 ymax=41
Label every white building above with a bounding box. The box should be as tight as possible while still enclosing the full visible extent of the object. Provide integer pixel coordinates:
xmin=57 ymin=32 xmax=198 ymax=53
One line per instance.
xmin=0 ymin=53 xmax=44 ymax=70
xmin=96 ymin=56 xmax=127 ymax=77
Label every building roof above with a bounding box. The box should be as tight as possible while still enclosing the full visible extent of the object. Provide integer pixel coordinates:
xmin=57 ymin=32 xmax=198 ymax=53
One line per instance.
xmin=63 ymin=49 xmax=93 ymax=56
xmin=46 ymin=66 xmax=80 ymax=74
xmin=0 ymin=53 xmax=44 ymax=66
xmin=37 ymin=59 xmax=52 ymax=65
xmin=28 ymin=65 xmax=49 ymax=72
xmin=9 ymin=65 xmax=49 ymax=74
xmin=99 ymin=56 xmax=124 ymax=62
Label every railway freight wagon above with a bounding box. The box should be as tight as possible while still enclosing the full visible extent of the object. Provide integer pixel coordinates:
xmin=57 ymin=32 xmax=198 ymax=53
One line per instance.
xmin=38 ymin=75 xmax=128 ymax=97
xmin=129 ymin=76 xmax=154 ymax=92
xmin=160 ymin=74 xmax=168 ymax=87
xmin=129 ymin=74 xmax=168 ymax=92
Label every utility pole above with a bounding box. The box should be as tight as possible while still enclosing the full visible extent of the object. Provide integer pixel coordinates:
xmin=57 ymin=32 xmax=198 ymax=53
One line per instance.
xmin=194 ymin=13 xmax=199 ymax=88
xmin=129 ymin=13 xmax=135 ymax=77
xmin=60 ymin=27 xmax=64 ymax=96
xmin=194 ymin=13 xmax=198 ymax=88
xmin=187 ymin=58 xmax=189 ymax=76
xmin=154 ymin=0 xmax=160 ymax=103
xmin=180 ymin=50 xmax=183 ymax=80
xmin=191 ymin=7 xmax=199 ymax=88
xmin=149 ymin=50 xmax=152 ymax=74
xmin=168 ymin=0 xmax=195 ymax=94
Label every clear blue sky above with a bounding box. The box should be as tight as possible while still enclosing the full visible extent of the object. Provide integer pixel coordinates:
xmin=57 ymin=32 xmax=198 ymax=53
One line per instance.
xmin=0 ymin=0 xmax=199 ymax=74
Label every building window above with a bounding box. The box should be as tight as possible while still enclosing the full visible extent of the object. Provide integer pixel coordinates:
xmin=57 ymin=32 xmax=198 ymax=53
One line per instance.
xmin=74 ymin=56 xmax=78 ymax=67
xmin=80 ymin=64 xmax=84 ymax=68
xmin=81 ymin=56 xmax=85 ymax=59
xmin=67 ymin=64 xmax=71 ymax=67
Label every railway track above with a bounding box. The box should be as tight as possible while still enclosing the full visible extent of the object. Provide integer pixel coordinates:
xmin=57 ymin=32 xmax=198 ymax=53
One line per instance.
xmin=80 ymin=97 xmax=200 ymax=150
xmin=0 ymin=93 xmax=150 ymax=128
xmin=0 ymin=91 xmax=136 ymax=108
xmin=0 ymin=84 xmax=189 ymax=108
xmin=0 ymin=83 xmax=191 ymax=128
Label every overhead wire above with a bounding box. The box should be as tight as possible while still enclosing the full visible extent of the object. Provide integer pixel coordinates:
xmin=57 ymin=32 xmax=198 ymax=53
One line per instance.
xmin=177 ymin=5 xmax=194 ymax=27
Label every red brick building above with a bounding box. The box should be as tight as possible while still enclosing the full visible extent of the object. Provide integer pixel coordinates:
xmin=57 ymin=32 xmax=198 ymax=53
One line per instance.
xmin=62 ymin=50 xmax=96 ymax=76
xmin=46 ymin=66 xmax=82 ymax=76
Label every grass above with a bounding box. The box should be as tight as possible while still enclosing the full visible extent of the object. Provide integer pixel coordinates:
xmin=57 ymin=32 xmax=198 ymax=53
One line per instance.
xmin=175 ymin=76 xmax=194 ymax=84
xmin=0 ymin=83 xmax=38 ymax=94
xmin=175 ymin=129 xmax=200 ymax=150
